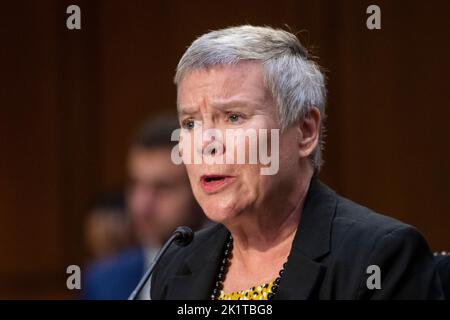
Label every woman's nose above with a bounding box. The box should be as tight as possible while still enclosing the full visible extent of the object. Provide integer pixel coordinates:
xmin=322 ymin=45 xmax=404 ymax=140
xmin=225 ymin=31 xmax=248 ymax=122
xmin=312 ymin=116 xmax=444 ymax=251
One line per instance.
xmin=196 ymin=124 xmax=225 ymax=158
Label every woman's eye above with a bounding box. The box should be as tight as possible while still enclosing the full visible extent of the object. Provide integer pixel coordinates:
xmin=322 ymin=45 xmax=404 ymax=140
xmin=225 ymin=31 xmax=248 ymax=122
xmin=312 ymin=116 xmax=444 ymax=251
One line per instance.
xmin=183 ymin=120 xmax=195 ymax=130
xmin=228 ymin=113 xmax=241 ymax=123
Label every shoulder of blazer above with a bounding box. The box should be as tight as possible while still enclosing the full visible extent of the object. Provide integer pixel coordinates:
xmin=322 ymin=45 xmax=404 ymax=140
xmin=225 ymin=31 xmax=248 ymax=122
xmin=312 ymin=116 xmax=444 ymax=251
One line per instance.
xmin=331 ymin=191 xmax=420 ymax=247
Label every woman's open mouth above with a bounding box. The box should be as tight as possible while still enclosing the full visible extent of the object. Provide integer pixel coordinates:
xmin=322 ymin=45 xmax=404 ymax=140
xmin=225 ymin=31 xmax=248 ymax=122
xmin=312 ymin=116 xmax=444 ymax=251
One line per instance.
xmin=200 ymin=175 xmax=235 ymax=194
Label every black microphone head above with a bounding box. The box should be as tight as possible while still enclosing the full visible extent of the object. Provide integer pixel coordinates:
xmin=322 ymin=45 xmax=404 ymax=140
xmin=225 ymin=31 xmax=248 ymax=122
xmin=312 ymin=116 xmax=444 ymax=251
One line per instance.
xmin=174 ymin=226 xmax=194 ymax=247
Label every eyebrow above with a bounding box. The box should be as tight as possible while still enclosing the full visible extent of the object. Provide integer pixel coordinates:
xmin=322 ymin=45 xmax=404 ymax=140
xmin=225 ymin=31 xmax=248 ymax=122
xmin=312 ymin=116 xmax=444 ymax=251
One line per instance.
xmin=211 ymin=99 xmax=252 ymax=110
xmin=177 ymin=107 xmax=197 ymax=117
xmin=178 ymin=98 xmax=254 ymax=117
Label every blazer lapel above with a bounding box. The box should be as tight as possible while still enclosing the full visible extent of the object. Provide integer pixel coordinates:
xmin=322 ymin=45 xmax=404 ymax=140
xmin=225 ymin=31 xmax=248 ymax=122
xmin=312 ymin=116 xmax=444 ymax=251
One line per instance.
xmin=276 ymin=178 xmax=337 ymax=299
xmin=165 ymin=263 xmax=220 ymax=299
xmin=275 ymin=247 xmax=326 ymax=299
xmin=165 ymin=225 xmax=229 ymax=300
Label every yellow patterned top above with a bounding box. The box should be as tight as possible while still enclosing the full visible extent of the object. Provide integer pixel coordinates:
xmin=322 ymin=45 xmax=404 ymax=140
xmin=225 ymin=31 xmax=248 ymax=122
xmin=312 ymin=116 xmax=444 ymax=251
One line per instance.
xmin=217 ymin=281 xmax=275 ymax=300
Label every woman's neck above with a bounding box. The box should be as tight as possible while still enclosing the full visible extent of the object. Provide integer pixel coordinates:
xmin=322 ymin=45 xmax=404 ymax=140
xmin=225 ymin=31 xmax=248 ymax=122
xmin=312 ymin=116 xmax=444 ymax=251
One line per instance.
xmin=225 ymin=175 xmax=312 ymax=265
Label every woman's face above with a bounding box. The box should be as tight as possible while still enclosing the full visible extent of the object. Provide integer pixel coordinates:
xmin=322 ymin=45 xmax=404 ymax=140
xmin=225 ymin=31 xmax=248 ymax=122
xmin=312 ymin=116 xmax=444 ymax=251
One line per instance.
xmin=177 ymin=61 xmax=302 ymax=224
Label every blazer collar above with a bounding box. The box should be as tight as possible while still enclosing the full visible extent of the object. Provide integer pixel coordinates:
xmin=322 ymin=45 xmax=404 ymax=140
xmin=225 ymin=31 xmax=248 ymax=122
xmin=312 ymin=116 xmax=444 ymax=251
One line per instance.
xmin=166 ymin=224 xmax=229 ymax=299
xmin=275 ymin=177 xmax=337 ymax=299
xmin=292 ymin=177 xmax=337 ymax=260
xmin=166 ymin=177 xmax=337 ymax=299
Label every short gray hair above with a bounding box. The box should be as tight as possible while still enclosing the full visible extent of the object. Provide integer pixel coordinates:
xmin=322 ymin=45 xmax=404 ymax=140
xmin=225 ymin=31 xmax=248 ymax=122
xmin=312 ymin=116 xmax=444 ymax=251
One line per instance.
xmin=175 ymin=25 xmax=327 ymax=172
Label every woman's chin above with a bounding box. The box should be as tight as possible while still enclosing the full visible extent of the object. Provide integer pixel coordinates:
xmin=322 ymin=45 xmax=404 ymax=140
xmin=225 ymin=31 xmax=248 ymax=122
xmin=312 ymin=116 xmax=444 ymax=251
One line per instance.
xmin=201 ymin=202 xmax=240 ymax=224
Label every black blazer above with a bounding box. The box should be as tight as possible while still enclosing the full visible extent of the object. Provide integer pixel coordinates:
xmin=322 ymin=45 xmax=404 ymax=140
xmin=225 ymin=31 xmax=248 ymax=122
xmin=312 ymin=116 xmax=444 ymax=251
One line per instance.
xmin=151 ymin=178 xmax=444 ymax=299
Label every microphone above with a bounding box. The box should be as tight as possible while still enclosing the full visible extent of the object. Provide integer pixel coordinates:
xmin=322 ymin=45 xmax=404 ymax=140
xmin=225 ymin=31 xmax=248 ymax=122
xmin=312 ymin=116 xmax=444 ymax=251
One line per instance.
xmin=173 ymin=226 xmax=194 ymax=247
xmin=128 ymin=226 xmax=194 ymax=300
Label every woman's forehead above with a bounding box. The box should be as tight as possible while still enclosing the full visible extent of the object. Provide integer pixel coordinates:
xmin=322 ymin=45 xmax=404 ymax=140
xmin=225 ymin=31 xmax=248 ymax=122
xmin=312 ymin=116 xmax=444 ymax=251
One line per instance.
xmin=177 ymin=63 xmax=272 ymax=114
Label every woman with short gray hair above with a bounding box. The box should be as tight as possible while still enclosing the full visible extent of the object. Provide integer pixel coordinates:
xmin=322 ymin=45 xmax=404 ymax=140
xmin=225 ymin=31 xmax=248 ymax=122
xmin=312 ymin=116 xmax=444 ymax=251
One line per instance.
xmin=151 ymin=25 xmax=443 ymax=300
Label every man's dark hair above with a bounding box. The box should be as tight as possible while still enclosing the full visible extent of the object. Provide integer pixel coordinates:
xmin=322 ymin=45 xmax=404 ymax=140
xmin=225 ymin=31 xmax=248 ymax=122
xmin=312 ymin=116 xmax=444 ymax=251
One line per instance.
xmin=88 ymin=191 xmax=127 ymax=216
xmin=132 ymin=115 xmax=180 ymax=149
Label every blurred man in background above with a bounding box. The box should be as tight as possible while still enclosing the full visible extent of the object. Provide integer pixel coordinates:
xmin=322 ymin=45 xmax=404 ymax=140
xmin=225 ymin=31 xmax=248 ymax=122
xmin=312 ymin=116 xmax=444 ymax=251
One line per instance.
xmin=83 ymin=116 xmax=208 ymax=300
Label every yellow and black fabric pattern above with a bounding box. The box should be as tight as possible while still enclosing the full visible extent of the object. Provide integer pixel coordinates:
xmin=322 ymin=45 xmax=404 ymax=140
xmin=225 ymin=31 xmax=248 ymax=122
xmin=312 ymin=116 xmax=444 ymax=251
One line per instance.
xmin=217 ymin=281 xmax=275 ymax=300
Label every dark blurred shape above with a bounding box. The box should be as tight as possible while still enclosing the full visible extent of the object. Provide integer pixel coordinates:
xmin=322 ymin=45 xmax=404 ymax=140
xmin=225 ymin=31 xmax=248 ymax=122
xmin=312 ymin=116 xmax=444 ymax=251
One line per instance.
xmin=132 ymin=115 xmax=180 ymax=149
xmin=435 ymin=252 xmax=450 ymax=300
xmin=84 ymin=191 xmax=133 ymax=261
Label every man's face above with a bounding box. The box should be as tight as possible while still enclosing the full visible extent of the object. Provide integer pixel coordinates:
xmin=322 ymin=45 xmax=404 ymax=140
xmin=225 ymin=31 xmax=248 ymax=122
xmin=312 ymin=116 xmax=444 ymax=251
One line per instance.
xmin=127 ymin=147 xmax=196 ymax=246
xmin=177 ymin=61 xmax=301 ymax=224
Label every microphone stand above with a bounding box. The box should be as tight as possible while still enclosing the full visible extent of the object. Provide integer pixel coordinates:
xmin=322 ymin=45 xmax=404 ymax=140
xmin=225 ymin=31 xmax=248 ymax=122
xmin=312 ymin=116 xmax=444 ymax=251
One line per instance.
xmin=128 ymin=227 xmax=193 ymax=300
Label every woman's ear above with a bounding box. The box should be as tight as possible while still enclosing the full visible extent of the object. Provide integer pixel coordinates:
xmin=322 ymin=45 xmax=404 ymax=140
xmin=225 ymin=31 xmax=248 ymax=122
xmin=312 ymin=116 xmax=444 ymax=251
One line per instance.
xmin=297 ymin=107 xmax=321 ymax=158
